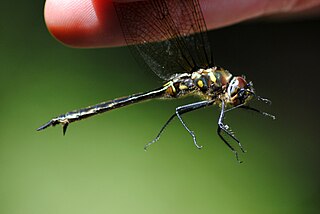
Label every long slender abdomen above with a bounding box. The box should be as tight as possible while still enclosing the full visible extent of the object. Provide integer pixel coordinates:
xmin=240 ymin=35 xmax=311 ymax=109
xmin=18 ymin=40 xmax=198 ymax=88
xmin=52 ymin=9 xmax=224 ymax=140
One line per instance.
xmin=37 ymin=86 xmax=167 ymax=134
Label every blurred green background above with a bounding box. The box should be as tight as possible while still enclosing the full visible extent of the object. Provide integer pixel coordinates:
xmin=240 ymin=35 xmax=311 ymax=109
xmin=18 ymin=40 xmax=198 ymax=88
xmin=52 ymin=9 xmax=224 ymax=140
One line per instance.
xmin=0 ymin=1 xmax=319 ymax=214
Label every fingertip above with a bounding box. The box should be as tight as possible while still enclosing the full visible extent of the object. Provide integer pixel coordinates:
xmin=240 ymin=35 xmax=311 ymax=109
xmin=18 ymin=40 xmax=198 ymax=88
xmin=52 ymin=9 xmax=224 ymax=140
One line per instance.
xmin=44 ymin=0 xmax=124 ymax=48
xmin=44 ymin=0 xmax=319 ymax=48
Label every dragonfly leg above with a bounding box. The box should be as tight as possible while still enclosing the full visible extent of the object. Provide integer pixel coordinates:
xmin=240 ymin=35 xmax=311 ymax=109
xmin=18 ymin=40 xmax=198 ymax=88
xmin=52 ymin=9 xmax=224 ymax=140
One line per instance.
xmin=257 ymin=96 xmax=272 ymax=105
xmin=217 ymin=100 xmax=245 ymax=163
xmin=239 ymin=105 xmax=276 ymax=120
xmin=175 ymin=105 xmax=201 ymax=149
xmin=145 ymin=100 xmax=214 ymax=150
xmin=144 ymin=113 xmax=176 ymax=150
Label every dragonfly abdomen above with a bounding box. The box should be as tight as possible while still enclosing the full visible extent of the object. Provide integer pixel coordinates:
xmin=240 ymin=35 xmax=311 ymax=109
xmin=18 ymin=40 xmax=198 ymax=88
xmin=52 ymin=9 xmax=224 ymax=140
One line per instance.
xmin=37 ymin=86 xmax=168 ymax=134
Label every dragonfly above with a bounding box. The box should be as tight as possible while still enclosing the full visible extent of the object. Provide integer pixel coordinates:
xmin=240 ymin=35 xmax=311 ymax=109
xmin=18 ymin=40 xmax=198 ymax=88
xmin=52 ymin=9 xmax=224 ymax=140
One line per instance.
xmin=37 ymin=0 xmax=275 ymax=162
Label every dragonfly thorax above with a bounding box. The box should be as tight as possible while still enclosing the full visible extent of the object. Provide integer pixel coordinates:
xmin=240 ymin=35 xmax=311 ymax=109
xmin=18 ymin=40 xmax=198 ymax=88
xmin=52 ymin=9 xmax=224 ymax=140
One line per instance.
xmin=163 ymin=66 xmax=255 ymax=107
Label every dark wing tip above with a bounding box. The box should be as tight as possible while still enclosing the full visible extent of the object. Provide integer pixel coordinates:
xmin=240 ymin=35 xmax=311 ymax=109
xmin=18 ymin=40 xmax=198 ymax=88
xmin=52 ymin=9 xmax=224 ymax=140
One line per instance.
xmin=36 ymin=120 xmax=54 ymax=131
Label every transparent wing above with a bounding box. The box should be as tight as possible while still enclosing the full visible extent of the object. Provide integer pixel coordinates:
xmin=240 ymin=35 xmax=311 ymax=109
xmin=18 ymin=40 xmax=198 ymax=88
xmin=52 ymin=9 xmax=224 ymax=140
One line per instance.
xmin=113 ymin=0 xmax=214 ymax=80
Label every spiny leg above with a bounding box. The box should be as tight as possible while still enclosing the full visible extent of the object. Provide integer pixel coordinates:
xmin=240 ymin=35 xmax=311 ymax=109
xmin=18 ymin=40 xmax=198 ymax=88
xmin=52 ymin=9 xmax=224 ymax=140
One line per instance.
xmin=257 ymin=96 xmax=272 ymax=105
xmin=145 ymin=100 xmax=214 ymax=150
xmin=144 ymin=113 xmax=176 ymax=150
xmin=217 ymin=100 xmax=245 ymax=162
xmin=217 ymin=128 xmax=242 ymax=163
xmin=223 ymin=98 xmax=275 ymax=120
xmin=219 ymin=101 xmax=246 ymax=152
xmin=175 ymin=105 xmax=200 ymax=149
xmin=239 ymin=105 xmax=276 ymax=120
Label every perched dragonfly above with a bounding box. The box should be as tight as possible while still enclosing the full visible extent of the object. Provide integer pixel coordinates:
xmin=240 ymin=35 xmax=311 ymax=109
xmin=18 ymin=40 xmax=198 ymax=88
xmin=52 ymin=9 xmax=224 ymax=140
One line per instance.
xmin=38 ymin=0 xmax=275 ymax=162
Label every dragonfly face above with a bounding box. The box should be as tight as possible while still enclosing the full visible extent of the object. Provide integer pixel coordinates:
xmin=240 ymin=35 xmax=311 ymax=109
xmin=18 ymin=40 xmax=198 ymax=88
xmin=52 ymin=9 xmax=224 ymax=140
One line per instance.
xmin=227 ymin=76 xmax=255 ymax=106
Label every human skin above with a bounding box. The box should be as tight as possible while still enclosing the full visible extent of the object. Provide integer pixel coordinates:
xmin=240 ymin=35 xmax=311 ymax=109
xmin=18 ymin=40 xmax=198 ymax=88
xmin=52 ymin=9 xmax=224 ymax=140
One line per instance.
xmin=44 ymin=0 xmax=320 ymax=48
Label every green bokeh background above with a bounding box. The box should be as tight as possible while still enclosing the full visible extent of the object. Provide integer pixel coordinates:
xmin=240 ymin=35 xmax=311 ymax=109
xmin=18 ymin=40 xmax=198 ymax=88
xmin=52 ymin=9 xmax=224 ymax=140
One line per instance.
xmin=1 ymin=1 xmax=319 ymax=214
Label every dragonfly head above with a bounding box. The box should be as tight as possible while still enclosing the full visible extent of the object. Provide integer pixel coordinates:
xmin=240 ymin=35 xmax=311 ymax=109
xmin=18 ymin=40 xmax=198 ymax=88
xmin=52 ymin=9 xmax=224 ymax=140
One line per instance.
xmin=227 ymin=76 xmax=255 ymax=106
